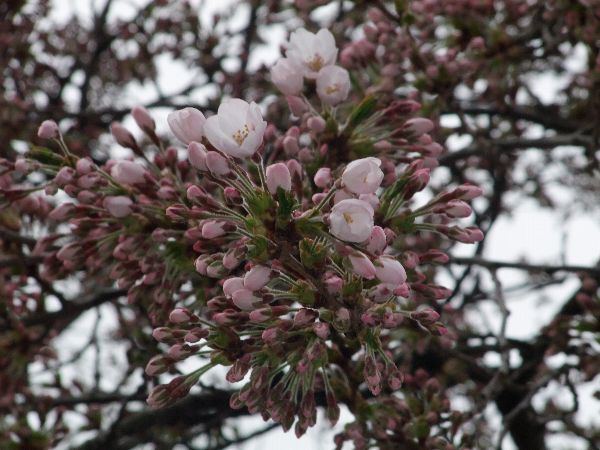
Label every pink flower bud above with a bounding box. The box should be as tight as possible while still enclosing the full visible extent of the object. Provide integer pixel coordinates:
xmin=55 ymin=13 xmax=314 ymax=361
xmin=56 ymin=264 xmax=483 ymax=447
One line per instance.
xmin=131 ymin=106 xmax=156 ymax=132
xmin=294 ymin=309 xmax=319 ymax=328
xmin=48 ymin=203 xmax=75 ymax=221
xmin=103 ymin=196 xmax=133 ymax=218
xmin=314 ymin=167 xmax=332 ymax=188
xmin=206 ymin=260 xmax=226 ymax=278
xmin=324 ymin=274 xmax=343 ymax=294
xmin=243 ymin=265 xmax=271 ymax=291
xmin=394 ymin=283 xmax=410 ymax=297
xmin=401 ymin=251 xmax=419 ymax=269
xmin=232 ymin=288 xmax=261 ymax=310
xmin=271 ymin=58 xmax=303 ymax=95
xmin=205 ymin=151 xmax=230 ymax=175
xmin=223 ymin=186 xmax=241 ymax=202
xmin=316 ymin=65 xmax=351 ymax=106
xmin=423 ymin=142 xmax=443 ymax=157
xmin=222 ymin=248 xmax=242 ymax=270
xmin=404 ymin=117 xmax=434 ymax=135
xmin=421 ymin=250 xmax=449 ymax=264
xmin=145 ymin=355 xmax=170 ymax=376
xmin=37 ymin=120 xmax=60 ymax=139
xmin=410 ymin=308 xmax=440 ymax=325
xmin=286 ymin=159 xmax=303 ymax=179
xmin=110 ymin=160 xmax=146 ymax=185
xmin=348 ymin=252 xmax=376 ymax=279
xmin=437 ymin=199 xmax=472 ymax=218
xmin=333 ymin=189 xmax=353 ymax=204
xmin=54 ymin=167 xmax=75 ymax=187
xmin=14 ymin=158 xmax=30 ymax=174
xmin=201 ymin=220 xmax=227 ymax=239
xmin=194 ymin=256 xmax=209 ymax=275
xmin=167 ymin=107 xmax=206 ymax=144
xmin=286 ymin=95 xmax=308 ymax=116
xmin=265 ymin=162 xmax=292 ymax=194
xmin=374 ymin=256 xmax=406 ymax=287
xmin=282 ymin=135 xmax=300 ymax=156
xmin=339 ymin=45 xmax=355 ymax=66
xmin=307 ymin=116 xmax=326 ymax=133
xmin=56 ymin=243 xmax=79 ymax=262
xmin=76 ymin=158 xmax=94 ymax=175
xmin=110 ymin=122 xmax=137 ymax=149
xmin=188 ymin=142 xmax=208 ymax=170
xmin=358 ymin=193 xmax=379 ymax=210
xmin=313 ymin=322 xmax=330 ymax=339
xmin=169 ymin=308 xmax=193 ymax=324
xmin=223 ymin=277 xmax=244 ymax=297
xmin=408 ymin=169 xmax=430 ymax=192
xmin=249 ymin=308 xmax=271 ymax=322
xmin=261 ymin=327 xmax=281 ymax=345
xmin=454 ymin=184 xmax=483 ymax=200
xmin=366 ymin=226 xmax=387 ymax=255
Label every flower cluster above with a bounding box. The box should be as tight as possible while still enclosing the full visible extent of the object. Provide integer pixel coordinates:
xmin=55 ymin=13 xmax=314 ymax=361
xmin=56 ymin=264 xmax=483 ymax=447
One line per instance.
xmin=5 ymin=26 xmax=483 ymax=443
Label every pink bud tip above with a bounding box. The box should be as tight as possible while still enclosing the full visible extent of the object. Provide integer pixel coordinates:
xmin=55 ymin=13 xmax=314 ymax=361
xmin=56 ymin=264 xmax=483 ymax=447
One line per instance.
xmin=37 ymin=120 xmax=60 ymax=139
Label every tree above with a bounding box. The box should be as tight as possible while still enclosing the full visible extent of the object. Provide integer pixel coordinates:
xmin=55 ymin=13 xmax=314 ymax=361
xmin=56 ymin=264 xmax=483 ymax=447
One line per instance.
xmin=1 ymin=1 xmax=599 ymax=449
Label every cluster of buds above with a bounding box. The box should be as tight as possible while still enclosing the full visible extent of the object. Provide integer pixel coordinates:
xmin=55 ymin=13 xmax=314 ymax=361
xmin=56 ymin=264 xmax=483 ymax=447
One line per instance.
xmin=5 ymin=27 xmax=483 ymax=440
xmin=334 ymin=368 xmax=474 ymax=450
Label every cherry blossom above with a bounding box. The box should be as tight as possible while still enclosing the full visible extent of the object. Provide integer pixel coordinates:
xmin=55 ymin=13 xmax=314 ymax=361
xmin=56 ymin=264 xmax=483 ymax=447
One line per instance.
xmin=204 ymin=98 xmax=267 ymax=158
xmin=270 ymin=58 xmax=303 ymax=95
xmin=329 ymin=198 xmax=374 ymax=243
xmin=167 ymin=107 xmax=206 ymax=144
xmin=342 ymin=157 xmax=384 ymax=195
xmin=286 ymin=28 xmax=338 ymax=79
xmin=316 ymin=65 xmax=351 ymax=105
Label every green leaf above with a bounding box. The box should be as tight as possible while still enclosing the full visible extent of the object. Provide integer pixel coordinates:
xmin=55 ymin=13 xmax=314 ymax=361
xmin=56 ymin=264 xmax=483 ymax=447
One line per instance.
xmin=27 ymin=145 xmax=64 ymax=165
xmin=246 ymin=191 xmax=273 ymax=217
xmin=346 ymin=95 xmax=377 ymax=131
xmin=299 ymin=238 xmax=327 ymax=269
xmin=275 ymin=188 xmax=297 ymax=229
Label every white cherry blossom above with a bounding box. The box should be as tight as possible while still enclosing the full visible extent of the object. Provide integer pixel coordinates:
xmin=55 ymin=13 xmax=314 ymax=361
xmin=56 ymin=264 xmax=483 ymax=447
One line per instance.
xmin=316 ymin=65 xmax=351 ymax=105
xmin=204 ymin=99 xmax=267 ymax=158
xmin=342 ymin=157 xmax=384 ymax=195
xmin=286 ymin=28 xmax=338 ymax=79
xmin=167 ymin=107 xmax=206 ymax=144
xmin=329 ymin=198 xmax=374 ymax=243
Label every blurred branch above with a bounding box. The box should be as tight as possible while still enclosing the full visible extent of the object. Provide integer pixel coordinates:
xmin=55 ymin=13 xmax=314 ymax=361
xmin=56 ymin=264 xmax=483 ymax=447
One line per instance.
xmin=449 ymin=256 xmax=600 ymax=276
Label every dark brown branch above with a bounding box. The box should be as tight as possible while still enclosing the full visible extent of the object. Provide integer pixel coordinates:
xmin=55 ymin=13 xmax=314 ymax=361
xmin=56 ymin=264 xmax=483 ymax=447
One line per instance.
xmin=449 ymin=256 xmax=600 ymax=276
xmin=1 ymin=288 xmax=127 ymax=332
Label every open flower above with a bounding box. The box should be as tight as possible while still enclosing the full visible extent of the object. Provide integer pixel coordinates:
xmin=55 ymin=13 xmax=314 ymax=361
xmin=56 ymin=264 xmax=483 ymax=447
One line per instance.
xmin=270 ymin=58 xmax=303 ymax=95
xmin=342 ymin=157 xmax=384 ymax=194
xmin=286 ymin=28 xmax=338 ymax=79
xmin=329 ymin=199 xmax=374 ymax=243
xmin=167 ymin=107 xmax=206 ymax=144
xmin=316 ymin=66 xmax=351 ymax=105
xmin=204 ymin=99 xmax=267 ymax=158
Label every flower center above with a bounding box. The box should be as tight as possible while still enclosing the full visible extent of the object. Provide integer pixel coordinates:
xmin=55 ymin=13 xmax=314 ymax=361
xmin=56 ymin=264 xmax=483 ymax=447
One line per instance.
xmin=232 ymin=124 xmax=250 ymax=146
xmin=343 ymin=212 xmax=354 ymax=224
xmin=325 ymin=84 xmax=340 ymax=94
xmin=308 ymin=54 xmax=324 ymax=72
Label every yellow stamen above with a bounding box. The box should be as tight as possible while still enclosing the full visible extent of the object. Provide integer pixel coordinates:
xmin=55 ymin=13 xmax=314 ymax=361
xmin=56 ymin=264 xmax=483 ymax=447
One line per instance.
xmin=343 ymin=212 xmax=354 ymax=224
xmin=325 ymin=84 xmax=339 ymax=94
xmin=232 ymin=124 xmax=250 ymax=145
xmin=308 ymin=54 xmax=324 ymax=72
